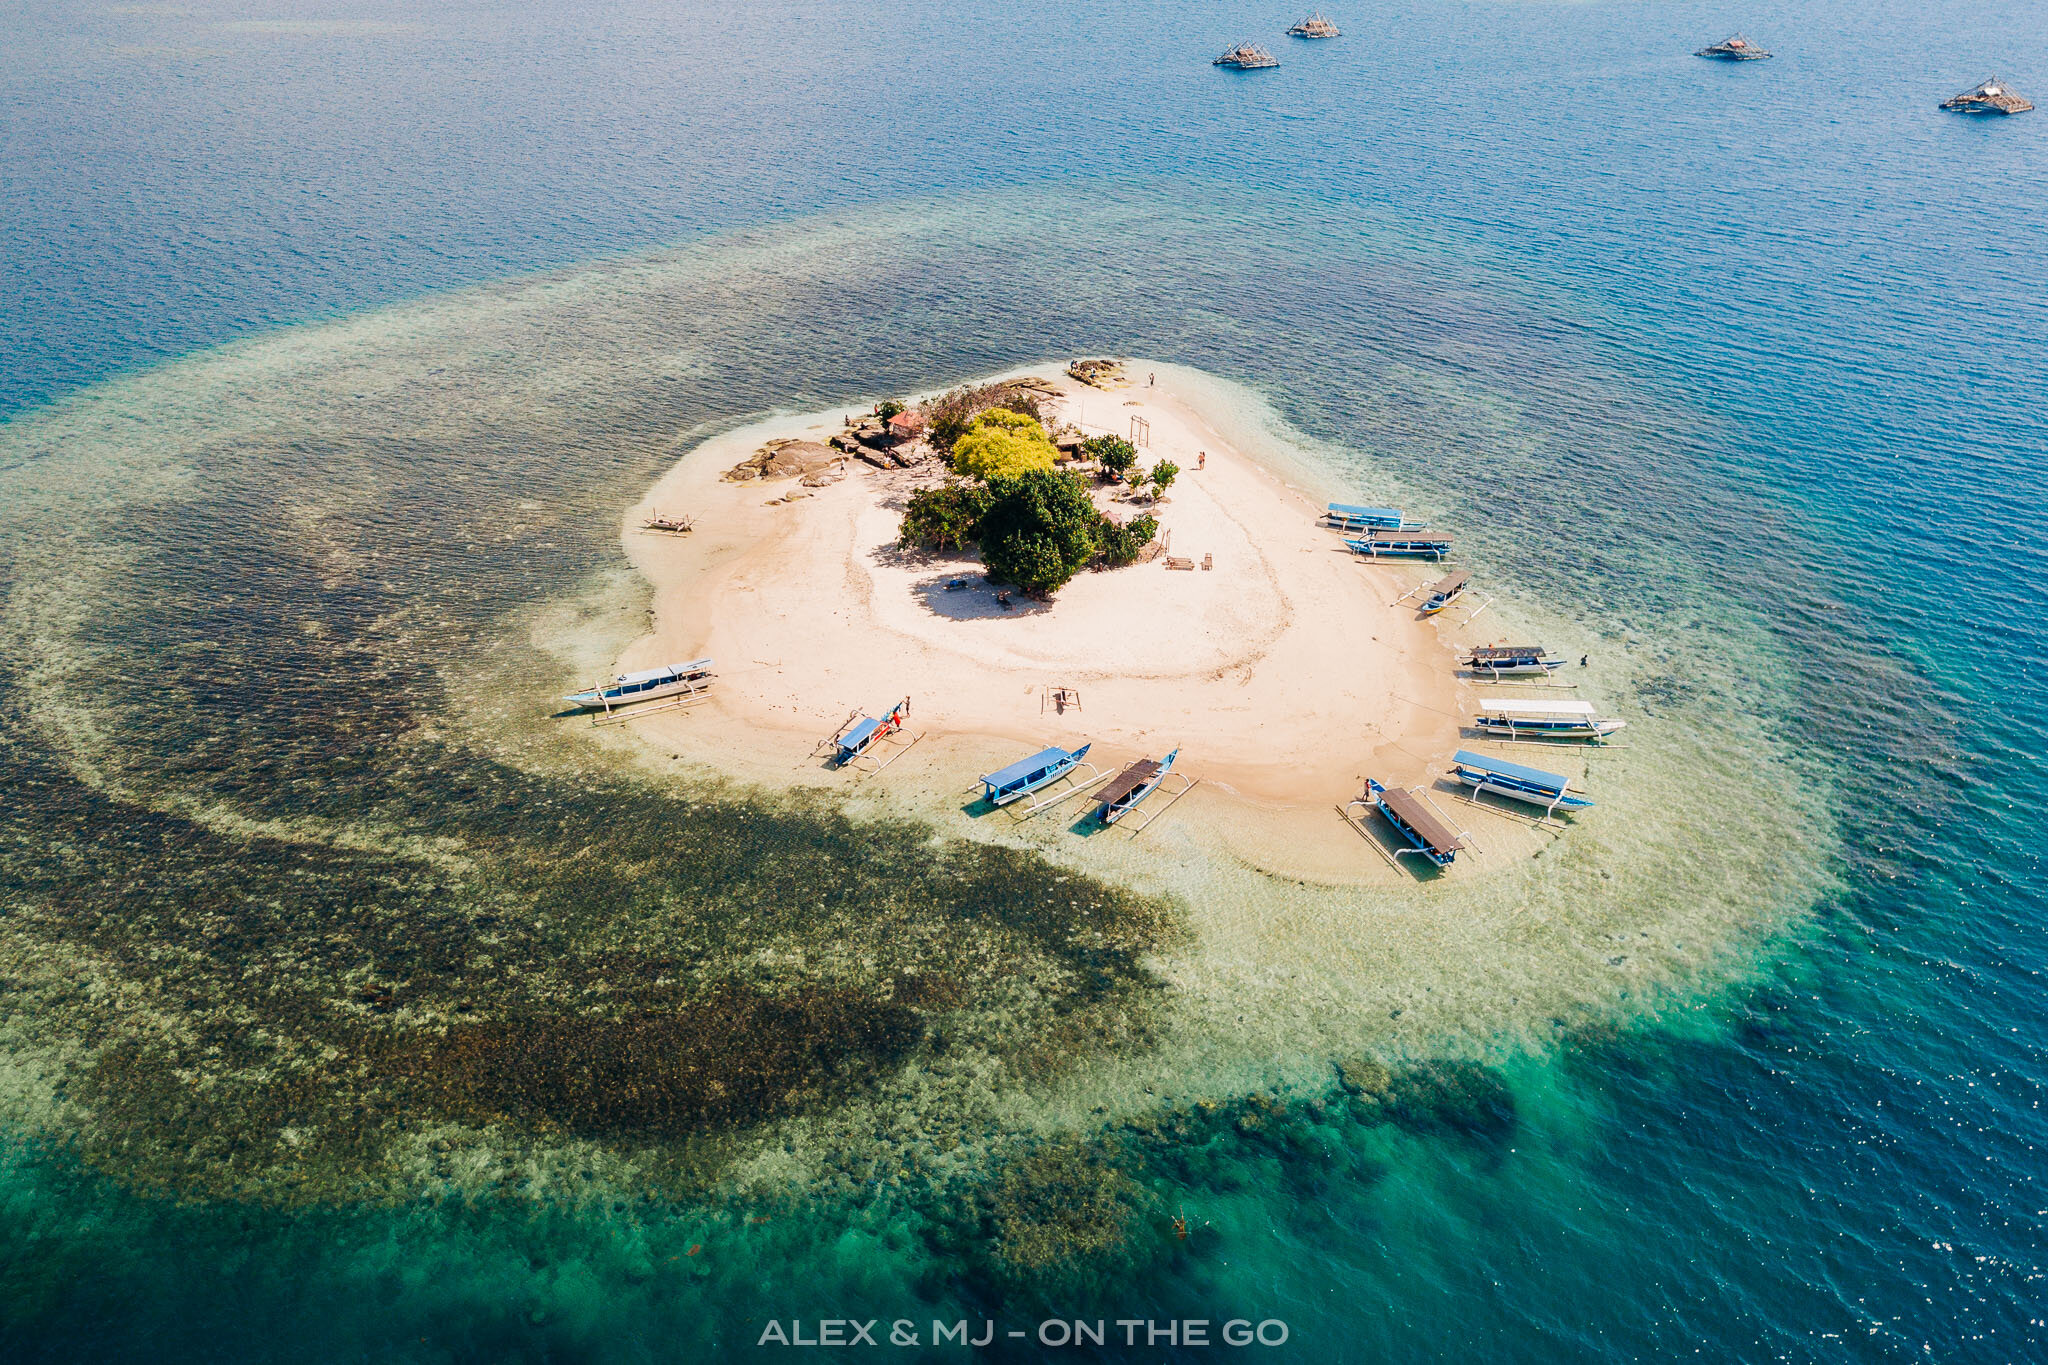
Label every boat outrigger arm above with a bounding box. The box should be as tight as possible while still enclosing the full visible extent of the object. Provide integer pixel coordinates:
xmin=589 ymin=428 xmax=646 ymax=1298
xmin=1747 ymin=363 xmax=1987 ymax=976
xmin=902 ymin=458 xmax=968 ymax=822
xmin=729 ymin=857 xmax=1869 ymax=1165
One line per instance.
xmin=823 ymin=697 xmax=923 ymax=774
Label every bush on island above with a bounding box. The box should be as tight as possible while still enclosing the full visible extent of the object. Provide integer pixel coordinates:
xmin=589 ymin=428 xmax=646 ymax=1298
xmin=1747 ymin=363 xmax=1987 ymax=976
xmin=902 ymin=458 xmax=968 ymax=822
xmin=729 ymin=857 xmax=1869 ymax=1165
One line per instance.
xmin=978 ymin=469 xmax=1101 ymax=597
xmin=1094 ymin=513 xmax=1158 ymax=569
xmin=926 ymin=384 xmax=1051 ymax=452
xmin=951 ymin=409 xmax=1060 ymax=482
xmin=1082 ymin=434 xmax=1139 ymax=481
xmin=899 ymin=480 xmax=993 ymax=551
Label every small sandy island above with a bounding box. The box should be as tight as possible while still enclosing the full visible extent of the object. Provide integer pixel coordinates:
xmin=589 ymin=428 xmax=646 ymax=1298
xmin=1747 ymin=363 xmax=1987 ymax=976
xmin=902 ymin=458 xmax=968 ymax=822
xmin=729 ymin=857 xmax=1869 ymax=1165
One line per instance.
xmin=606 ymin=364 xmax=1507 ymax=882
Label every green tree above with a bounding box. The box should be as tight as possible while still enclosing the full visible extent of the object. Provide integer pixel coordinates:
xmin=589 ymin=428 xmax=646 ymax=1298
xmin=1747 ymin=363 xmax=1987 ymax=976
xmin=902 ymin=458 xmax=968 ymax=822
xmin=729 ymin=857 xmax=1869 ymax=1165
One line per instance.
xmin=876 ymin=399 xmax=905 ymax=422
xmin=1148 ymin=459 xmax=1179 ymax=498
xmin=1082 ymin=434 xmax=1138 ymax=480
xmin=978 ymin=469 xmax=1101 ymax=597
xmin=1094 ymin=513 xmax=1158 ymax=568
xmin=899 ymin=481 xmax=992 ymax=551
xmin=951 ymin=409 xmax=1059 ymax=482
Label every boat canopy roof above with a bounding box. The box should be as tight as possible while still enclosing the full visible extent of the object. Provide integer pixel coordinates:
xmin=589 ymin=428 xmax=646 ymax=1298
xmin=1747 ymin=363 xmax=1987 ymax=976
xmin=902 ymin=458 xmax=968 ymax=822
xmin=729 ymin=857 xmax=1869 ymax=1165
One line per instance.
xmin=1429 ymin=570 xmax=1471 ymax=594
xmin=1328 ymin=502 xmax=1403 ymax=520
xmin=838 ymin=717 xmax=881 ymax=751
xmin=1378 ymin=786 xmax=1466 ymax=854
xmin=1359 ymin=527 xmax=1449 ymax=541
xmin=982 ymin=745 xmax=1077 ymax=790
xmin=1452 ymin=749 xmax=1568 ymax=793
xmin=1092 ymin=758 xmax=1161 ymax=807
xmin=617 ymin=657 xmax=712 ymax=686
xmin=1467 ymin=645 xmax=1552 ymax=660
xmin=1479 ymin=698 xmax=1597 ymax=717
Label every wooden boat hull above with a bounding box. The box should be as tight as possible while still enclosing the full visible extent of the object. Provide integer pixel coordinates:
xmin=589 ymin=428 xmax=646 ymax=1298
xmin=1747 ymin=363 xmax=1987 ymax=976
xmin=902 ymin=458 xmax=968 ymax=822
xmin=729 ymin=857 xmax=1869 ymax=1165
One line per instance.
xmin=1452 ymin=769 xmax=1594 ymax=812
xmin=564 ymin=660 xmax=714 ymax=709
xmin=984 ymin=743 xmax=1091 ymax=806
xmin=1100 ymin=749 xmax=1177 ymax=823
xmin=1474 ymin=717 xmax=1626 ymax=739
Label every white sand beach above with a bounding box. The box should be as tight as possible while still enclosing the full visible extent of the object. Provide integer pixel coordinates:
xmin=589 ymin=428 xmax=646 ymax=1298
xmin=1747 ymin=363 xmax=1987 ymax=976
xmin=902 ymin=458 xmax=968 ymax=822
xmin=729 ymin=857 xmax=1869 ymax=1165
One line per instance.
xmin=600 ymin=365 xmax=1506 ymax=880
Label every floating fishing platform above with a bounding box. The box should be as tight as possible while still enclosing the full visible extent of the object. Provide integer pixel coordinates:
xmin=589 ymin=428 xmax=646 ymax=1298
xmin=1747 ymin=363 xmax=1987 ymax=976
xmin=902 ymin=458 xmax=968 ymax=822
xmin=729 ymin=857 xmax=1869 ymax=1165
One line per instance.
xmin=1214 ymin=43 xmax=1279 ymax=69
xmin=1287 ymin=12 xmax=1340 ymax=39
xmin=1696 ymin=35 xmax=1770 ymax=61
xmin=1461 ymin=645 xmax=1565 ymax=679
xmin=980 ymin=742 xmax=1104 ymax=818
xmin=820 ymin=697 xmax=923 ymax=774
xmin=1449 ymin=749 xmax=1592 ymax=826
xmin=1344 ymin=527 xmax=1452 ymax=560
xmin=1088 ymin=747 xmax=1197 ymax=837
xmin=1344 ymin=779 xmax=1472 ymax=868
xmin=1473 ymin=697 xmax=1626 ymax=744
xmin=564 ymin=658 xmax=715 ymax=723
xmin=639 ymin=511 xmax=694 ymax=535
xmin=1940 ymin=80 xmax=2033 ymax=115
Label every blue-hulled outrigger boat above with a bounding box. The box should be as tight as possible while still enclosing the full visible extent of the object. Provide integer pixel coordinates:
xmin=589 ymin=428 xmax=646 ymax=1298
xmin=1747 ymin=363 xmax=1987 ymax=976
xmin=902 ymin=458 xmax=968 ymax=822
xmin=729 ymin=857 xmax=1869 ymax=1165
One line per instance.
xmin=979 ymin=742 xmax=1098 ymax=814
xmin=1419 ymin=569 xmax=1471 ymax=615
xmin=1344 ymin=528 xmax=1452 ymax=560
xmin=1088 ymin=747 xmax=1195 ymax=835
xmin=1461 ymin=644 xmax=1565 ymax=678
xmin=1472 ymin=697 xmax=1625 ymax=742
xmin=1323 ymin=503 xmax=1420 ymax=532
xmin=563 ymin=658 xmax=714 ymax=715
xmin=1349 ymin=778 xmax=1468 ymax=867
xmin=1450 ymin=749 xmax=1592 ymax=822
xmin=827 ymin=697 xmax=920 ymax=772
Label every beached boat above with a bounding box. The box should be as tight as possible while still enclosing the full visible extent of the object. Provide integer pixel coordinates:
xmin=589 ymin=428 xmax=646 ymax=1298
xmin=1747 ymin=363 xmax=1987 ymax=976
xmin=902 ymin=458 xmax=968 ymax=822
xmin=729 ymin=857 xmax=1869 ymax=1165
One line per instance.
xmin=1344 ymin=528 xmax=1452 ymax=560
xmin=1357 ymin=778 xmax=1466 ymax=866
xmin=563 ymin=658 xmax=713 ymax=710
xmin=1461 ymin=645 xmax=1565 ymax=677
xmin=1214 ymin=43 xmax=1279 ymax=69
xmin=1696 ymin=35 xmax=1770 ymax=61
xmin=1287 ymin=12 xmax=1340 ymax=39
xmin=834 ymin=698 xmax=912 ymax=767
xmin=1940 ymin=80 xmax=2033 ymax=115
xmin=1090 ymin=748 xmax=1181 ymax=824
xmin=1323 ymin=502 xmax=1418 ymax=531
xmin=980 ymin=742 xmax=1093 ymax=807
xmin=640 ymin=512 xmax=693 ymax=534
xmin=1450 ymin=749 xmax=1593 ymax=820
xmin=1419 ymin=569 xmax=1471 ymax=615
xmin=1473 ymin=697 xmax=1626 ymax=742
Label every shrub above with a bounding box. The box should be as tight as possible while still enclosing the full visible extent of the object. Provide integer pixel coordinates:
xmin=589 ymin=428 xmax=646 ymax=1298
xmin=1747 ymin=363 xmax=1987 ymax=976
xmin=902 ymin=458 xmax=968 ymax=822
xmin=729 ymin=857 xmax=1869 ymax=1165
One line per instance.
xmin=951 ymin=409 xmax=1059 ymax=482
xmin=926 ymin=384 xmax=1050 ymax=451
xmin=1094 ymin=513 xmax=1158 ymax=568
xmin=978 ymin=469 xmax=1101 ymax=597
xmin=876 ymin=399 xmax=905 ymax=422
xmin=1082 ymin=434 xmax=1138 ymax=480
xmin=1148 ymin=459 xmax=1179 ymax=497
xmin=899 ymin=481 xmax=992 ymax=551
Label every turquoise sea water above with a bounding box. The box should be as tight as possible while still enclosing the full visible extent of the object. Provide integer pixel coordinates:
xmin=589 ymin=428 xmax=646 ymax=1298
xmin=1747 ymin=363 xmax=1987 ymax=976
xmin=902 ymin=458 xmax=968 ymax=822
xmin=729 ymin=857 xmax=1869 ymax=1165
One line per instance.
xmin=2 ymin=1 xmax=2045 ymax=1360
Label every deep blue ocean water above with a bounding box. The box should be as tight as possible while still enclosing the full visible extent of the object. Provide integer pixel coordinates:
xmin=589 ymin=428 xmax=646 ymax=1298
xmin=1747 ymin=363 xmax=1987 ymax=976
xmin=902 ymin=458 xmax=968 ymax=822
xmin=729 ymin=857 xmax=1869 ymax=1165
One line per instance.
xmin=3 ymin=1 xmax=2046 ymax=1360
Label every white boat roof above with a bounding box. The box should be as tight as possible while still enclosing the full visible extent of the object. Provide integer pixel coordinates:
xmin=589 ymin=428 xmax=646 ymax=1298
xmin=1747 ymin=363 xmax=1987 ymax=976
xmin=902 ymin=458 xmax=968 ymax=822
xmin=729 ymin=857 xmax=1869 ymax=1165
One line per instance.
xmin=616 ymin=657 xmax=712 ymax=685
xmin=1479 ymin=698 xmax=1598 ymax=717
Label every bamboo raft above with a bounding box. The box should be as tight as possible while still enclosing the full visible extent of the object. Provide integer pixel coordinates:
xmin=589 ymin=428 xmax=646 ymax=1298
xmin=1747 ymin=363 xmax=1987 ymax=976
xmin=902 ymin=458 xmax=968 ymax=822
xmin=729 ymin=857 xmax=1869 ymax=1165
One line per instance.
xmin=1287 ymin=13 xmax=1340 ymax=39
xmin=1695 ymin=35 xmax=1770 ymax=61
xmin=1214 ymin=43 xmax=1279 ymax=69
xmin=1940 ymin=80 xmax=2033 ymax=115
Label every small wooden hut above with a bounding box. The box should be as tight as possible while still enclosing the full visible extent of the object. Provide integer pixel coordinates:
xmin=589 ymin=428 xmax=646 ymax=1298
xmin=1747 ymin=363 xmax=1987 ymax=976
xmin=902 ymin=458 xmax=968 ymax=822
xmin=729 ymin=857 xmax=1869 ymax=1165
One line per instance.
xmin=1213 ymin=42 xmax=1280 ymax=69
xmin=1287 ymin=12 xmax=1341 ymax=39
xmin=1940 ymin=80 xmax=2033 ymax=115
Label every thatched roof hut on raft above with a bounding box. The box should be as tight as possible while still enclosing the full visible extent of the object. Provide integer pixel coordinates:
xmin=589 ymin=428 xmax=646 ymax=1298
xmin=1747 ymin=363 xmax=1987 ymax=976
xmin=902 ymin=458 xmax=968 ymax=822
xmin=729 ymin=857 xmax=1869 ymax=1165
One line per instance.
xmin=1940 ymin=80 xmax=2033 ymax=115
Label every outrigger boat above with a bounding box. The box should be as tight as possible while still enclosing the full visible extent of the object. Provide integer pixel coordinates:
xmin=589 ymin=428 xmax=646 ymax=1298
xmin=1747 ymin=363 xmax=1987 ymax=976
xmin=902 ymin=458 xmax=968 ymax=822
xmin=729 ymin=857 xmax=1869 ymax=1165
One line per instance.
xmin=1473 ymin=697 xmax=1625 ymax=742
xmin=1088 ymin=747 xmax=1194 ymax=834
xmin=1350 ymin=778 xmax=1468 ymax=867
xmin=563 ymin=658 xmax=714 ymax=712
xmin=980 ymin=742 xmax=1096 ymax=810
xmin=1418 ymin=569 xmax=1471 ymax=615
xmin=1461 ymin=644 xmax=1565 ymax=678
xmin=1344 ymin=528 xmax=1452 ymax=560
xmin=828 ymin=697 xmax=920 ymax=771
xmin=1323 ymin=502 xmax=1419 ymax=531
xmin=1450 ymin=749 xmax=1592 ymax=821
xmin=640 ymin=512 xmax=693 ymax=534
